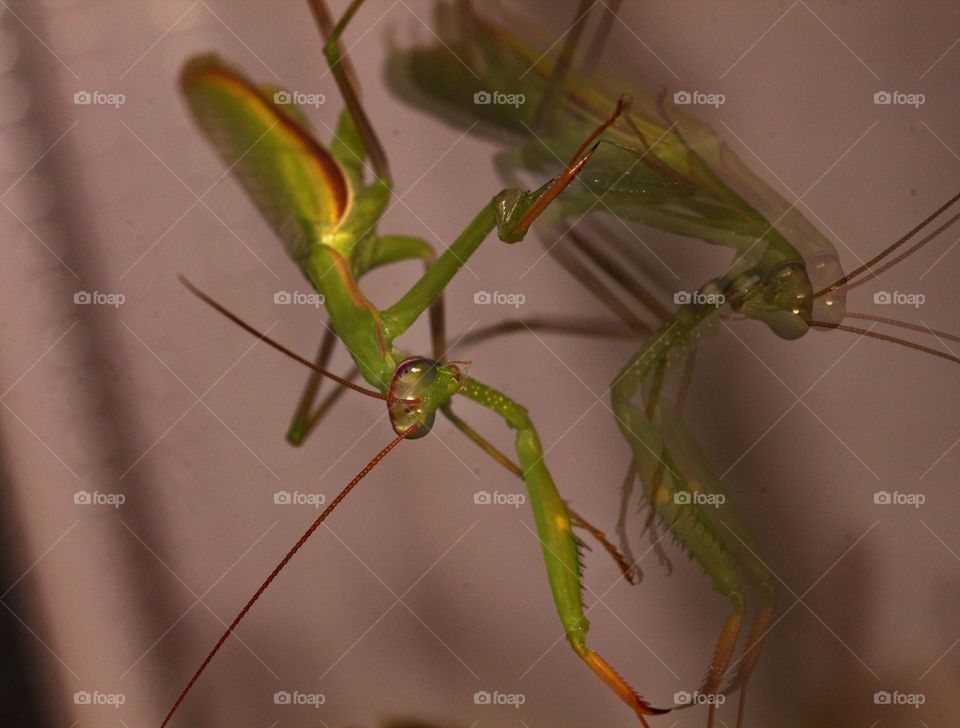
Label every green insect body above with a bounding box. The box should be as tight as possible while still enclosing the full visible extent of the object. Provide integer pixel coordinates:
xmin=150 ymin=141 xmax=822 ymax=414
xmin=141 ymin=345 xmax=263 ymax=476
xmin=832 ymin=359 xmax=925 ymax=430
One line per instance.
xmin=161 ymin=2 xmax=669 ymax=726
xmin=387 ymin=4 xmax=960 ymax=728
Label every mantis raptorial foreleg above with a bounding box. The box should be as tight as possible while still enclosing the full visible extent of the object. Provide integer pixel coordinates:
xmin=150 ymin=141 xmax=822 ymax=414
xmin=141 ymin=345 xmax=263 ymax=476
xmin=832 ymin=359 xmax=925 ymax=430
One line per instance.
xmin=258 ymin=318 xmax=665 ymax=722
xmin=456 ymin=376 xmax=667 ymax=725
xmin=441 ymin=403 xmax=639 ymax=585
xmin=282 ymin=306 xmax=650 ymax=588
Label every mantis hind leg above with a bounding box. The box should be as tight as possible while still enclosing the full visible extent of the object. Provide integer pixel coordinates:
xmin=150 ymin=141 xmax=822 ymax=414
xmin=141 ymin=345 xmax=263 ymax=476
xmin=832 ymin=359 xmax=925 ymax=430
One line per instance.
xmin=733 ymin=584 xmax=775 ymax=728
xmin=612 ymin=305 xmax=775 ymax=727
xmin=655 ymin=396 xmax=777 ymax=727
xmin=308 ymin=0 xmax=391 ymax=183
xmin=627 ymin=434 xmax=747 ymax=728
xmin=286 ymin=326 xmax=338 ymax=444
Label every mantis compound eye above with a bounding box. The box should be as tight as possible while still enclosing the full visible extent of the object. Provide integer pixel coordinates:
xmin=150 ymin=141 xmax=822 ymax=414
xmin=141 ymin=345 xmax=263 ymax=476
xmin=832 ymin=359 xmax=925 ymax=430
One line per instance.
xmin=763 ymin=260 xmax=813 ymax=315
xmin=737 ymin=260 xmax=815 ymax=340
xmin=805 ymin=250 xmax=847 ymax=326
xmin=387 ymin=357 xmax=438 ymax=439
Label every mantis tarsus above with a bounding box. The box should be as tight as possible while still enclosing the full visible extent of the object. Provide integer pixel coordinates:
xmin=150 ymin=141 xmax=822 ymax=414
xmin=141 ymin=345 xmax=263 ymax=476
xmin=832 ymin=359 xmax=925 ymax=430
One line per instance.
xmin=160 ymin=0 xmax=667 ymax=725
xmin=387 ymin=2 xmax=960 ymax=726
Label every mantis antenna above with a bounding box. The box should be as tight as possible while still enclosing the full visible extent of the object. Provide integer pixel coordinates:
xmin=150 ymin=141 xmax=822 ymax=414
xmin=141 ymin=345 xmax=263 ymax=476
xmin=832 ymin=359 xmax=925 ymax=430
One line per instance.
xmin=806 ymin=320 xmax=960 ymax=366
xmin=179 ymin=276 xmax=410 ymax=404
xmin=802 ymin=190 xmax=960 ymax=363
xmin=159 ymin=422 xmax=419 ymax=728
xmin=813 ymin=189 xmax=960 ymax=298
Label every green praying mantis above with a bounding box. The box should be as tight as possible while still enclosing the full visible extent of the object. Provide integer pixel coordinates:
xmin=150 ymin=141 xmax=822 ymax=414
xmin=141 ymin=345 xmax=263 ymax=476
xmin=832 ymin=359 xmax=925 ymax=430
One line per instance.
xmin=386 ymin=2 xmax=960 ymax=727
xmin=159 ymin=0 xmax=672 ymax=726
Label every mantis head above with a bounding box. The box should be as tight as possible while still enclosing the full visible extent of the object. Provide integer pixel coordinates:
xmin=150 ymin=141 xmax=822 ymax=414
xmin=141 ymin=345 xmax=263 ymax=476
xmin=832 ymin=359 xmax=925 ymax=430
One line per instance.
xmin=734 ymin=260 xmax=815 ymax=340
xmin=387 ymin=357 xmax=467 ymax=439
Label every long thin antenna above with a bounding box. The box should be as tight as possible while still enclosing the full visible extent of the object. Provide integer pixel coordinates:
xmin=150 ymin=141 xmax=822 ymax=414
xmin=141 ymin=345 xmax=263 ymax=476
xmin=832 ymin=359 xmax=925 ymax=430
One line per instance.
xmin=836 ymin=211 xmax=960 ymax=295
xmin=808 ymin=320 xmax=960 ymax=366
xmin=179 ymin=276 xmax=402 ymax=403
xmin=813 ymin=190 xmax=960 ymax=299
xmin=159 ymin=424 xmax=418 ymax=728
xmin=844 ymin=311 xmax=960 ymax=345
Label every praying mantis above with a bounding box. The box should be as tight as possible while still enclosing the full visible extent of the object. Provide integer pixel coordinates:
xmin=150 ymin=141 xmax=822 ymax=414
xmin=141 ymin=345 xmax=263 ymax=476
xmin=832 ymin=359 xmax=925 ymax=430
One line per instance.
xmin=159 ymin=0 xmax=671 ymax=726
xmin=386 ymin=2 xmax=960 ymax=727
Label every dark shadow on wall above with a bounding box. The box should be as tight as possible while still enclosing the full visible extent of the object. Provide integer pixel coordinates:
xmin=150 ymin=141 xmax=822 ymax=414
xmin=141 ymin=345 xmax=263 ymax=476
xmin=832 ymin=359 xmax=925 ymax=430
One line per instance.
xmin=0 ymin=429 xmax=53 ymax=728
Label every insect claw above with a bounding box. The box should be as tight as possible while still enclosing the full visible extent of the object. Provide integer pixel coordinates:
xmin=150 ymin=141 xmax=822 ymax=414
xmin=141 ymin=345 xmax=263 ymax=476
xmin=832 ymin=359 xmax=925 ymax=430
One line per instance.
xmin=578 ymin=649 xmax=670 ymax=724
xmin=444 ymin=359 xmax=472 ymax=388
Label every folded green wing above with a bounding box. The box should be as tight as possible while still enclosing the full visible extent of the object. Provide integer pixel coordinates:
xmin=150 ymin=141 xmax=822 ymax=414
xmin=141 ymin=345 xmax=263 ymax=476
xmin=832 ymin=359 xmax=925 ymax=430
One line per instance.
xmin=180 ymin=54 xmax=351 ymax=262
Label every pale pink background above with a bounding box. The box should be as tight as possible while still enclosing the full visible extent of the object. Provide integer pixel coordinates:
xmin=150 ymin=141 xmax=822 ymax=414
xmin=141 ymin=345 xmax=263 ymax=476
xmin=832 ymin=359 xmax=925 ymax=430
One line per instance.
xmin=0 ymin=2 xmax=958 ymax=727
